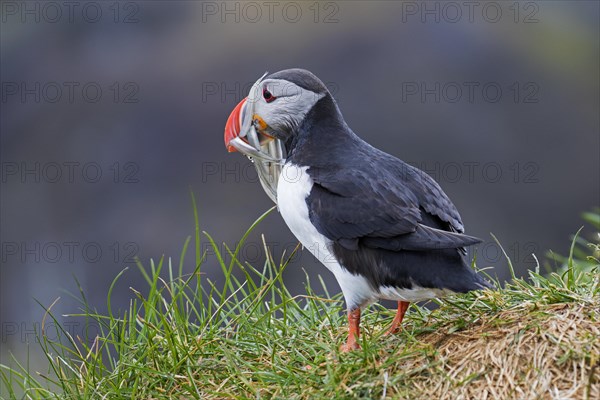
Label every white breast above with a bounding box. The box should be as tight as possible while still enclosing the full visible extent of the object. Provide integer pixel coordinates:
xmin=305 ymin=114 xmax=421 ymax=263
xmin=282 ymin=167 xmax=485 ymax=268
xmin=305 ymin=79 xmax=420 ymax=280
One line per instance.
xmin=277 ymin=163 xmax=376 ymax=309
xmin=276 ymin=163 xmax=453 ymax=307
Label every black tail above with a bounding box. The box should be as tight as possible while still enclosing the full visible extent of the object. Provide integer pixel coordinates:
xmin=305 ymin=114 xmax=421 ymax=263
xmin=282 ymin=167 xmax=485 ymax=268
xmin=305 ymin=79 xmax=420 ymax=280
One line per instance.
xmin=333 ymin=243 xmax=494 ymax=293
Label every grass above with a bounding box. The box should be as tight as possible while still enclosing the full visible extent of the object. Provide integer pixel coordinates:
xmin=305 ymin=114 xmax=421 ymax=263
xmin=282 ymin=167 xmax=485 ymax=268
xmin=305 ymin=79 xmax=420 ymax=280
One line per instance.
xmin=1 ymin=203 xmax=599 ymax=399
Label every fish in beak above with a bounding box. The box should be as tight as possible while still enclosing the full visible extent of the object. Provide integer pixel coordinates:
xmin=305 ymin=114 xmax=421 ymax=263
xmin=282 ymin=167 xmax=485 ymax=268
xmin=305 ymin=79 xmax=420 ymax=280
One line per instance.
xmin=223 ymin=73 xmax=286 ymax=203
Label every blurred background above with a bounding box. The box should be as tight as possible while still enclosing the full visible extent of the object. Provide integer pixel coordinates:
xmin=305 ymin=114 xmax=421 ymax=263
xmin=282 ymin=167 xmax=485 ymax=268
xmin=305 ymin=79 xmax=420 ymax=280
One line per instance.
xmin=1 ymin=0 xmax=598 ymax=378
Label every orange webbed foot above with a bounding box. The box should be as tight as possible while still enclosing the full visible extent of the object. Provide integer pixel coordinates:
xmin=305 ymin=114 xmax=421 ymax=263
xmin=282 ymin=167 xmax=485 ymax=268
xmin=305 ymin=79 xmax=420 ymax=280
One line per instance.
xmin=384 ymin=301 xmax=410 ymax=336
xmin=340 ymin=308 xmax=361 ymax=352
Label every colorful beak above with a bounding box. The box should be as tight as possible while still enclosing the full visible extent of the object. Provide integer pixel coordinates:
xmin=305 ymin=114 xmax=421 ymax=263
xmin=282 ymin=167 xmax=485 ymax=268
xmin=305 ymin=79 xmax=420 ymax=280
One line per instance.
xmin=224 ymin=97 xmax=247 ymax=152
xmin=223 ymin=98 xmax=280 ymax=162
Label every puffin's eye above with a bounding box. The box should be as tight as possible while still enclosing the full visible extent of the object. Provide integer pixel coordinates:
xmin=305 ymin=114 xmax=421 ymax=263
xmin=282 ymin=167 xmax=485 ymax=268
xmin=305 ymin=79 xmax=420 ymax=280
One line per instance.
xmin=263 ymin=88 xmax=276 ymax=103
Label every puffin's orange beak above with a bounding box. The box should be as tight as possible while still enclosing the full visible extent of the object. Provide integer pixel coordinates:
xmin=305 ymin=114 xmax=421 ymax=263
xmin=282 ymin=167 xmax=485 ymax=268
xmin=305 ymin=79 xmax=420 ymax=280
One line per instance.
xmin=224 ymin=97 xmax=275 ymax=154
xmin=224 ymin=97 xmax=247 ymax=152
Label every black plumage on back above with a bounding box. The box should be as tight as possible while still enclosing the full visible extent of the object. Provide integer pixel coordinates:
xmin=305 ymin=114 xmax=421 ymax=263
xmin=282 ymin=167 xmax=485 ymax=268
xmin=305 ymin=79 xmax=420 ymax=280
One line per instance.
xmin=287 ymin=95 xmax=491 ymax=293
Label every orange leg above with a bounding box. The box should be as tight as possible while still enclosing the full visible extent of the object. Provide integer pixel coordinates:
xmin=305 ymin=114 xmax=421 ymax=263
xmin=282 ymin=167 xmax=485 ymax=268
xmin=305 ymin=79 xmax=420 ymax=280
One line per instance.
xmin=340 ymin=308 xmax=361 ymax=352
xmin=385 ymin=301 xmax=410 ymax=336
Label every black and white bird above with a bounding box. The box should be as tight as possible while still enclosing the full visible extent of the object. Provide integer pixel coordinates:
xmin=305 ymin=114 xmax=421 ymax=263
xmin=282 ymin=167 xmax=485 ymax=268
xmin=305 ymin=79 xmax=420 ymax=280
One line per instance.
xmin=224 ymin=69 xmax=492 ymax=351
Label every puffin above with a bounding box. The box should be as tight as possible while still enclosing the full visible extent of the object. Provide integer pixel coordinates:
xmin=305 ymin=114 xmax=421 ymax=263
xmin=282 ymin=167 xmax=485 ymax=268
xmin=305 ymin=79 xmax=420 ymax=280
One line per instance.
xmin=223 ymin=69 xmax=492 ymax=351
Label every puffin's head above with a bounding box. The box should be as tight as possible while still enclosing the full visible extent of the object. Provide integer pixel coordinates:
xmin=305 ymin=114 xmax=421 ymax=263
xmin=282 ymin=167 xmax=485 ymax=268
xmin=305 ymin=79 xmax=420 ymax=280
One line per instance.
xmin=224 ymin=69 xmax=329 ymax=155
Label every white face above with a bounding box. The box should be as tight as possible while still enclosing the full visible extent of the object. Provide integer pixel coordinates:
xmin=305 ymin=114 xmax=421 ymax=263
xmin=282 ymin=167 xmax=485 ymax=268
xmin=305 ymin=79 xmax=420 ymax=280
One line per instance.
xmin=247 ymin=78 xmax=326 ymax=137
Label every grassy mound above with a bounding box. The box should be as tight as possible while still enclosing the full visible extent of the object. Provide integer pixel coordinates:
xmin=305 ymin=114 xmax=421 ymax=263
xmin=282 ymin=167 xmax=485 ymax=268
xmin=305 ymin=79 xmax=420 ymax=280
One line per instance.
xmin=399 ymin=293 xmax=598 ymax=399
xmin=1 ymin=207 xmax=598 ymax=399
